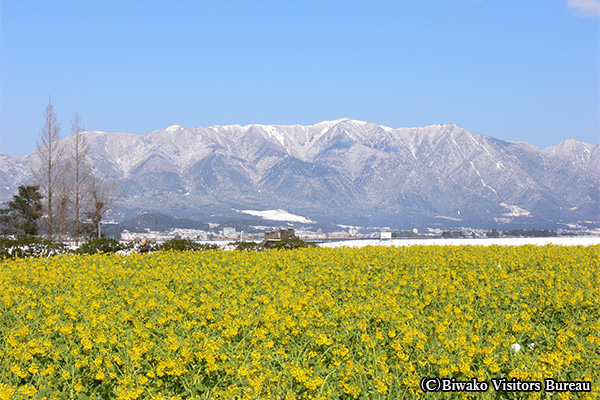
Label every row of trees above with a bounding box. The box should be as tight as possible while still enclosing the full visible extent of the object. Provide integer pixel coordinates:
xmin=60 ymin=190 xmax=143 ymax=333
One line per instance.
xmin=0 ymin=97 xmax=116 ymax=243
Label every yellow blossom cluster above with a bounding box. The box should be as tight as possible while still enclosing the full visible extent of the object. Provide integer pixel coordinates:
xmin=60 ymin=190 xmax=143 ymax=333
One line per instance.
xmin=0 ymin=245 xmax=598 ymax=399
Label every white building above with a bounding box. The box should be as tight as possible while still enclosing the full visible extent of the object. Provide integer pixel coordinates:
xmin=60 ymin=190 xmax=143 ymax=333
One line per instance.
xmin=222 ymin=227 xmax=237 ymax=238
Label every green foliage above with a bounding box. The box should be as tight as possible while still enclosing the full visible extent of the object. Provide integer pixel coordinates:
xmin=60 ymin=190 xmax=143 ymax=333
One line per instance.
xmin=441 ymin=230 xmax=467 ymax=239
xmin=229 ymin=241 xmax=264 ymax=252
xmin=0 ymin=185 xmax=43 ymax=237
xmin=0 ymin=237 xmax=68 ymax=259
xmin=264 ymin=238 xmax=317 ymax=250
xmin=76 ymin=237 xmax=123 ymax=255
xmin=230 ymin=238 xmax=316 ymax=251
xmin=270 ymin=237 xmax=317 ymax=250
xmin=159 ymin=238 xmax=219 ymax=252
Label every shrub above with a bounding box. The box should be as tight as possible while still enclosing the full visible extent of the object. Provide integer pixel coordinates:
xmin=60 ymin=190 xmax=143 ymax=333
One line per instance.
xmin=230 ymin=238 xmax=316 ymax=251
xmin=77 ymin=237 xmax=124 ymax=255
xmin=159 ymin=238 xmax=219 ymax=252
xmin=0 ymin=237 xmax=69 ymax=259
xmin=269 ymin=238 xmax=316 ymax=250
xmin=230 ymin=241 xmax=264 ymax=252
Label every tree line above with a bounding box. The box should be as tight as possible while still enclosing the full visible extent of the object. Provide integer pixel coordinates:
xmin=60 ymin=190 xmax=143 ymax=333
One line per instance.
xmin=0 ymin=97 xmax=116 ymax=243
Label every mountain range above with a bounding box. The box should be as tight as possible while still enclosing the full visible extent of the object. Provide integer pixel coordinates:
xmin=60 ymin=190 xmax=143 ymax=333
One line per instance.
xmin=1 ymin=118 xmax=598 ymax=231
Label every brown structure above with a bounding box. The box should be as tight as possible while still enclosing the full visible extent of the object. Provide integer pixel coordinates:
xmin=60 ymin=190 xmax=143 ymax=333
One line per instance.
xmin=262 ymin=228 xmax=296 ymax=246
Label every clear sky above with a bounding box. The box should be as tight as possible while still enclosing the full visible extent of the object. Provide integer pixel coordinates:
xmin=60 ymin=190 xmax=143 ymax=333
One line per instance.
xmin=1 ymin=0 xmax=599 ymax=157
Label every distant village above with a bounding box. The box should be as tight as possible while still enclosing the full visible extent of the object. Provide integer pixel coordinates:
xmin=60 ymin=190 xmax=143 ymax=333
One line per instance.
xmin=118 ymin=224 xmax=574 ymax=244
xmin=119 ymin=226 xmax=385 ymax=243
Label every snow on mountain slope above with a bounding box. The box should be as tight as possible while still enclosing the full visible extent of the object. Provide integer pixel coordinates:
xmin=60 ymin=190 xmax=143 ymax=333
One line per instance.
xmin=239 ymin=209 xmax=315 ymax=223
xmin=1 ymin=119 xmax=598 ymax=229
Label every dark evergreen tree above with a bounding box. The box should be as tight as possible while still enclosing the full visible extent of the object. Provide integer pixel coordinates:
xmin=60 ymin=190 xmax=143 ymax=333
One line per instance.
xmin=0 ymin=185 xmax=43 ymax=237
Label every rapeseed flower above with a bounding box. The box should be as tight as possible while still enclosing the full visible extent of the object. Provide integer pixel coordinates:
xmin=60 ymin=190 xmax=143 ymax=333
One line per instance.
xmin=0 ymin=245 xmax=597 ymax=398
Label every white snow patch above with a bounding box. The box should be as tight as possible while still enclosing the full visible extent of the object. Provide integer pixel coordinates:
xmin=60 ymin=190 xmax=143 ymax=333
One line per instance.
xmin=320 ymin=236 xmax=600 ymax=248
xmin=481 ymin=143 xmax=494 ymax=159
xmin=469 ymin=160 xmax=487 ymax=187
xmin=561 ymin=222 xmax=582 ymax=229
xmin=349 ymin=119 xmax=369 ymax=127
xmin=435 ymin=215 xmax=463 ymax=221
xmin=239 ymin=209 xmax=315 ymax=224
xmin=501 ymin=203 xmax=531 ymax=217
xmin=262 ymin=125 xmax=286 ymax=147
xmin=338 ymin=224 xmax=361 ymax=229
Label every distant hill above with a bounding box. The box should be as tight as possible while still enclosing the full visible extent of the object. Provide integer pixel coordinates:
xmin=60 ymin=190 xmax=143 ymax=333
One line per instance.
xmin=117 ymin=213 xmax=210 ymax=232
xmin=1 ymin=119 xmax=598 ymax=230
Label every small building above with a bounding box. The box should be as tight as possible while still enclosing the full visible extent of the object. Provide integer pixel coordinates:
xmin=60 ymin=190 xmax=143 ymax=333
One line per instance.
xmin=223 ymin=227 xmax=237 ymax=237
xmin=380 ymin=231 xmax=392 ymax=240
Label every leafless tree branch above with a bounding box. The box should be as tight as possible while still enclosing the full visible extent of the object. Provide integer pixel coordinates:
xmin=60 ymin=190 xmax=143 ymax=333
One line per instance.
xmin=34 ymin=96 xmax=66 ymax=240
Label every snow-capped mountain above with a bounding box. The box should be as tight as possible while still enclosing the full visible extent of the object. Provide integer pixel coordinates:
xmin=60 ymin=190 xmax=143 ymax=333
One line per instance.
xmin=1 ymin=119 xmax=598 ymax=230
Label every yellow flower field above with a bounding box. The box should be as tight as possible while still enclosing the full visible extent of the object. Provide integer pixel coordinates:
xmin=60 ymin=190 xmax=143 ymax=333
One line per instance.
xmin=1 ymin=245 xmax=598 ymax=399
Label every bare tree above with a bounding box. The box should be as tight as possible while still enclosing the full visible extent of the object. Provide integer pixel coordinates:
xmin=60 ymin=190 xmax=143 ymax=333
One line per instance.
xmin=87 ymin=178 xmax=117 ymax=239
xmin=71 ymin=112 xmax=89 ymax=245
xmin=35 ymin=96 xmax=65 ymax=240
xmin=55 ymin=179 xmax=71 ymax=241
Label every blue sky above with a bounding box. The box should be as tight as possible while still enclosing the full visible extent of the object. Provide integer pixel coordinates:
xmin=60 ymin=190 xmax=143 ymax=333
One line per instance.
xmin=1 ymin=0 xmax=599 ymax=157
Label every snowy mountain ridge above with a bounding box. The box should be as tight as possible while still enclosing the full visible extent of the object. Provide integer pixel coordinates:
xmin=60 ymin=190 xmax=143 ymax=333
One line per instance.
xmin=1 ymin=119 xmax=598 ymax=230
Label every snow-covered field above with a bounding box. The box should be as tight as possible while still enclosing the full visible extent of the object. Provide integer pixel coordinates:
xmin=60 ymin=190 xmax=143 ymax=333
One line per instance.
xmin=238 ymin=209 xmax=315 ymax=224
xmin=319 ymin=236 xmax=600 ymax=248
